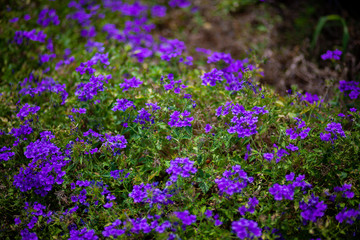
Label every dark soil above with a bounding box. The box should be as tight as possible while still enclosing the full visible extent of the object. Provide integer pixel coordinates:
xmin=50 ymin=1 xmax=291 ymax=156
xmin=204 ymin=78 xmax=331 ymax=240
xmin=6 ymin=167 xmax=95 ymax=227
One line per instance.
xmin=156 ymin=0 xmax=360 ymax=98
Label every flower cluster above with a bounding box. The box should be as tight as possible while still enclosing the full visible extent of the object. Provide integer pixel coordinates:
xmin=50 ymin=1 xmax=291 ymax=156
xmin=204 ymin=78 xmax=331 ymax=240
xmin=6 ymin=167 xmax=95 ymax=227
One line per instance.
xmin=14 ymin=29 xmax=47 ymax=44
xmin=104 ymin=133 xmax=127 ymax=155
xmin=286 ymin=117 xmax=311 ymax=140
xmin=339 ymin=80 xmax=360 ymax=100
xmin=37 ymin=8 xmax=60 ymax=27
xmin=299 ymin=194 xmax=327 ymax=223
xmin=218 ymin=103 xmax=268 ymax=138
xmin=134 ymin=108 xmax=152 ymax=125
xmin=13 ymin=134 xmax=69 ymax=196
xmin=110 ymin=169 xmax=130 ymax=181
xmin=129 ymin=183 xmax=173 ymax=208
xmin=162 ymin=73 xmax=187 ymax=94
xmin=263 ymin=144 xmax=291 ymax=163
xmin=166 ymin=157 xmax=197 ymax=182
xmin=269 ymin=173 xmax=311 ymax=201
xmin=19 ymin=77 xmax=68 ymax=105
xmin=112 ymin=98 xmax=136 ymax=112
xmin=158 ymin=38 xmax=186 ymax=61
xmin=301 ymin=92 xmax=321 ymax=104
xmin=238 ymin=197 xmax=259 ymax=216
xmin=173 ymin=210 xmax=197 ymax=226
xmin=231 ymin=218 xmax=262 ymax=239
xmin=320 ymin=122 xmax=346 ymax=142
xmin=76 ymin=52 xmax=110 ymax=75
xmin=321 ymin=49 xmax=342 ymax=60
xmin=75 ymin=74 xmax=111 ymax=101
xmin=72 ymin=108 xmax=86 ymax=114
xmin=69 ymin=228 xmax=98 ymax=240
xmin=336 ymin=207 xmax=360 ymax=224
xmin=0 ymin=146 xmax=15 ymax=161
xmin=201 ymin=68 xmax=223 ymax=86
xmin=204 ymin=210 xmax=223 ymax=226
xmin=168 ymin=110 xmax=194 ymax=128
xmin=119 ymin=76 xmax=143 ymax=91
xmin=102 ymin=219 xmax=126 ymax=238
xmin=215 ymin=165 xmax=253 ymax=196
xmin=16 ymin=104 xmax=40 ymax=119
xmin=10 ymin=123 xmax=33 ymax=146
xmin=334 ymin=184 xmax=354 ymax=199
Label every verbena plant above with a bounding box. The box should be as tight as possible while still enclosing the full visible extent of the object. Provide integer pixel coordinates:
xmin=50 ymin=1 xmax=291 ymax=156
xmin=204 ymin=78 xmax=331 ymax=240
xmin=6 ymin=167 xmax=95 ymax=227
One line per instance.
xmin=0 ymin=1 xmax=359 ymax=239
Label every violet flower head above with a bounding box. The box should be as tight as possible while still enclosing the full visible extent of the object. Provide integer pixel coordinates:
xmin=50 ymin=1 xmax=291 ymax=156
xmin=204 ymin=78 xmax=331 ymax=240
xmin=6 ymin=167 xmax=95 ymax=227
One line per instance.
xmin=286 ymin=118 xmax=311 ymax=140
xmin=166 ymin=157 xmax=197 ymax=182
xmin=201 ymin=68 xmax=223 ymax=86
xmin=0 ymin=146 xmax=15 ymax=162
xmin=17 ymin=103 xmax=40 ymax=119
xmin=119 ymin=76 xmax=143 ymax=92
xmin=321 ymin=49 xmax=342 ymax=60
xmin=158 ymin=38 xmax=186 ymax=61
xmin=215 ymin=165 xmax=253 ymax=196
xmin=129 ymin=183 xmax=173 ymax=208
xmin=204 ymin=124 xmax=212 ymax=133
xmin=320 ymin=122 xmax=346 ymax=143
xmin=339 ymin=80 xmax=360 ymax=99
xmin=173 ymin=210 xmax=196 ymax=226
xmin=112 ymin=98 xmax=135 ymax=112
xmin=231 ymin=218 xmax=262 ymax=239
xmin=299 ymin=194 xmax=327 ymax=223
xmin=151 ymin=5 xmax=167 ymax=17
xmin=336 ymin=207 xmax=360 ymax=224
xmin=168 ymin=110 xmax=193 ymax=128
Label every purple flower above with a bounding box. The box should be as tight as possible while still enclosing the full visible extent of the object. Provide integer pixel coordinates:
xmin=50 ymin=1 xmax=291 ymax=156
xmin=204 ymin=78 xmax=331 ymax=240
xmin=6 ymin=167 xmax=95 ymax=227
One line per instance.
xmin=10 ymin=17 xmax=19 ymax=23
xmin=285 ymin=172 xmax=295 ymax=181
xmin=168 ymin=110 xmax=194 ymax=128
xmin=269 ymin=174 xmax=311 ymax=201
xmin=286 ymin=144 xmax=299 ymax=151
xmin=231 ymin=218 xmax=262 ymax=239
xmin=286 ymin=118 xmax=311 ymax=140
xmin=112 ymin=99 xmax=135 ymax=112
xmin=166 ymin=157 xmax=197 ymax=182
xmin=215 ymin=165 xmax=253 ymax=196
xmin=299 ymin=195 xmax=327 ymax=223
xmin=14 ymin=217 xmax=21 ymax=225
xmin=166 ymin=135 xmax=172 ymax=141
xmin=0 ymin=147 xmax=15 ymax=161
xmin=336 ymin=207 xmax=360 ymax=224
xmin=75 ymin=74 xmax=111 ymax=102
xmin=201 ymin=68 xmax=223 ymax=86
xmin=103 ymin=202 xmax=113 ymax=208
xmin=129 ymin=183 xmax=173 ymax=208
xmin=169 ymin=0 xmax=191 ymax=8
xmin=204 ymin=124 xmax=212 ymax=133
xmin=320 ymin=122 xmax=346 ymax=142
xmin=163 ymin=74 xmax=187 ymax=94
xmin=173 ymin=210 xmax=196 ymax=226
xmin=350 ymin=108 xmax=357 ymax=112
xmin=207 ymin=51 xmax=232 ymax=64
xmin=339 ymin=80 xmax=360 ymax=100
xmin=37 ymin=8 xmax=60 ymax=27
xmin=69 ymin=228 xmax=98 ymax=240
xmin=134 ymin=108 xmax=152 ymax=125
xmin=263 ymin=153 xmax=274 ymax=161
xmin=24 ymin=14 xmax=31 ymax=21
xmin=119 ymin=77 xmax=143 ymax=91
xmin=158 ymin=38 xmax=186 ymax=61
xmin=151 ymin=5 xmax=167 ymax=17
xmin=72 ymin=108 xmax=87 ymax=114
xmin=321 ymin=49 xmax=342 ymax=60
xmin=204 ymin=210 xmax=213 ymax=218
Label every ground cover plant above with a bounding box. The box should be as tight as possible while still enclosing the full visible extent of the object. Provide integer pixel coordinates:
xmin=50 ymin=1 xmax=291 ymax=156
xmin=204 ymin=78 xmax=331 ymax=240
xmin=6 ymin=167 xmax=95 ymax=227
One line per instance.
xmin=1 ymin=0 xmax=360 ymax=239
